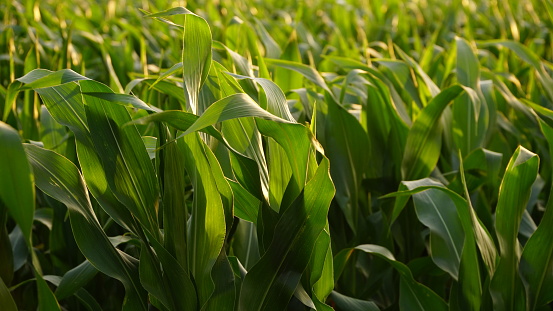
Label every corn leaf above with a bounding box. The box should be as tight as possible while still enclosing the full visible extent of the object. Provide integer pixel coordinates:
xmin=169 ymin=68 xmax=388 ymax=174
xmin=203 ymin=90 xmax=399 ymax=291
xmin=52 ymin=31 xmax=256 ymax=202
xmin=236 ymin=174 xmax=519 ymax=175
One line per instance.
xmin=355 ymin=244 xmax=448 ymax=311
xmin=238 ymin=157 xmax=334 ymax=310
xmin=519 ymin=117 xmax=553 ymax=309
xmin=489 ymin=146 xmax=539 ymax=311
xmin=0 ymin=276 xmax=17 ymax=311
xmin=0 ymin=122 xmax=34 ymax=247
xmin=24 ymin=144 xmax=148 ymax=311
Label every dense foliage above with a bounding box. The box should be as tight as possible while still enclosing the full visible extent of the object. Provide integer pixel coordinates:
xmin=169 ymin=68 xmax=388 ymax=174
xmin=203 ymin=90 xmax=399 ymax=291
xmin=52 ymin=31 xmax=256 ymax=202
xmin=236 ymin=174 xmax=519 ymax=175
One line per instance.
xmin=2 ymin=0 xmax=553 ymax=310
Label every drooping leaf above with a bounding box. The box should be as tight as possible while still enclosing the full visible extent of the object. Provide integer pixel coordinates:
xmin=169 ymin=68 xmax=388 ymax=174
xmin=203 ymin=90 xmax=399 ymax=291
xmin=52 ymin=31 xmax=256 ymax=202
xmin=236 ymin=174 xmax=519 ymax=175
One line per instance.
xmin=0 ymin=122 xmax=34 ymax=247
xmin=329 ymin=291 xmax=380 ymax=311
xmin=0 ymin=276 xmax=17 ymax=311
xmin=354 ymin=244 xmax=448 ymax=311
xmin=55 ymin=260 xmax=98 ymax=300
xmin=24 ymin=144 xmax=148 ymax=311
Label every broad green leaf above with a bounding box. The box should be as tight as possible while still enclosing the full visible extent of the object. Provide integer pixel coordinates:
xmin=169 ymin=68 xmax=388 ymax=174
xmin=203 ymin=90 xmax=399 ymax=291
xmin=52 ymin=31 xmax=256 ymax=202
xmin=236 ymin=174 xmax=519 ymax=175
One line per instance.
xmin=36 ymin=269 xmax=61 ymax=311
xmin=400 ymin=179 xmax=464 ymax=279
xmin=151 ymin=62 xmax=183 ymax=88
xmin=318 ymin=92 xmax=370 ymax=233
xmin=329 ymin=291 xmax=380 ymax=311
xmin=254 ymin=19 xmax=282 ymax=59
xmin=0 ymin=122 xmax=34 ymax=247
xmin=231 ymin=219 xmax=261 ymax=270
xmin=55 ymin=260 xmax=98 ymax=300
xmin=229 ymin=181 xmax=261 ymax=223
xmin=180 ymin=133 xmax=226 ymax=306
xmin=24 ymin=144 xmax=148 ymax=311
xmin=224 ymin=72 xmax=295 ymax=121
xmin=256 ymin=119 xmax=312 ymax=205
xmin=0 ymin=211 xmax=13 ymax=286
xmin=203 ymin=251 xmax=237 ymax=310
xmin=138 ymin=241 xmax=174 ymax=311
xmin=139 ymin=231 xmax=198 ymax=311
xmin=308 ymin=225 xmax=334 ymax=310
xmin=20 ymin=70 xmax=137 ymax=234
xmin=82 ymin=92 xmax=162 ymax=112
xmin=0 ymin=276 xmax=17 ymax=311
xmin=520 ymin=117 xmax=553 ymax=309
xmin=395 ymin=46 xmax=441 ymax=97
xmin=40 ymin=106 xmax=72 ymax=156
xmin=401 ymin=85 xmax=465 ymax=181
xmin=456 ymin=38 xmax=479 ymax=88
xmin=128 ymin=110 xmax=226 ymax=144
xmin=145 ymin=7 xmax=212 ymax=114
xmin=182 ymin=11 xmax=212 ymax=114
xmin=181 ymin=93 xmax=292 ymax=137
xmin=229 ymin=152 xmax=263 ymax=200
xmin=162 ymin=133 xmax=188 ymax=268
xmin=453 ymin=37 xmax=488 ymax=156
xmin=18 ymin=69 xmax=90 ymax=89
xmin=142 ymin=136 xmax=157 ymax=160
xmin=264 ymin=58 xmax=331 ymax=93
xmin=490 ymin=146 xmax=539 ymax=311
xmin=273 ymin=32 xmax=303 ymax=93
xmin=354 ymin=244 xmax=447 ymax=311
xmin=82 ymin=80 xmax=160 ymax=239
xmin=376 ymin=59 xmax=423 ymax=108
xmin=238 ymin=158 xmax=334 ymax=311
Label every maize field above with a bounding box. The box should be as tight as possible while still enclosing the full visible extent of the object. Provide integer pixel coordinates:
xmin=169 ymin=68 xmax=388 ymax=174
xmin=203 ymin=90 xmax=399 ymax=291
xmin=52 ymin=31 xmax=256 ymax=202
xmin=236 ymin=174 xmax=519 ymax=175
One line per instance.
xmin=1 ymin=0 xmax=553 ymax=310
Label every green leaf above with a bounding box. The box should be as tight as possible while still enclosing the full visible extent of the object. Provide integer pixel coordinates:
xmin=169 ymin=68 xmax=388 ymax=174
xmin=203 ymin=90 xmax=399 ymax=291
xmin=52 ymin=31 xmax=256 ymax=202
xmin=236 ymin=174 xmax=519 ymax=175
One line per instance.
xmin=256 ymin=119 xmax=313 ymax=206
xmin=180 ymin=133 xmax=227 ymax=306
xmin=161 ymin=132 xmax=188 ymax=268
xmin=490 ymin=146 xmax=539 ymax=311
xmin=395 ymin=46 xmax=441 ymax=97
xmin=82 ymin=80 xmax=160 ymax=239
xmin=456 ymin=37 xmax=480 ymax=88
xmin=231 ymin=219 xmax=261 ymax=270
xmin=128 ymin=110 xmax=226 ymax=144
xmin=24 ymin=144 xmax=147 ymax=311
xmin=453 ymin=37 xmax=488 ymax=155
xmin=264 ymin=58 xmax=331 ymax=93
xmin=181 ymin=93 xmax=292 ymax=137
xmin=0 ymin=276 xmax=17 ymax=311
xmin=82 ymin=92 xmax=162 ymax=112
xmin=18 ymin=69 xmax=90 ymax=89
xmin=36 ymin=269 xmax=61 ymax=311
xmin=20 ymin=70 xmax=138 ymax=234
xmin=146 ymin=7 xmax=212 ymax=114
xmin=317 ymin=92 xmax=370 ymax=233
xmin=329 ymin=291 xmax=380 ymax=311
xmin=308 ymin=225 xmax=334 ymax=309
xmin=55 ymin=260 xmax=98 ymax=300
xmin=0 ymin=122 xmax=34 ymax=247
xmin=354 ymin=245 xmax=447 ymax=311
xmin=385 ymin=174 xmax=495 ymax=310
xmin=400 ymin=179 xmax=464 ymax=279
xmin=224 ymin=72 xmax=295 ymax=121
xmin=229 ymin=181 xmax=261 ymax=223
xmin=478 ymin=40 xmax=553 ymax=101
xmin=238 ymin=158 xmax=334 ymax=311
xmin=520 ymin=117 xmax=553 ymax=309
xmin=401 ymin=85 xmax=465 ymax=180
xmin=151 ymin=62 xmax=183 ymax=88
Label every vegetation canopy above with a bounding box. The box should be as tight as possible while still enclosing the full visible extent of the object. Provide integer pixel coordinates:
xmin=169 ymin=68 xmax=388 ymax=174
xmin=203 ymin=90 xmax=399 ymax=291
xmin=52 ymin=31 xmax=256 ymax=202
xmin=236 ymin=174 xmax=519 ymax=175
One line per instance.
xmin=1 ymin=0 xmax=553 ymax=310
